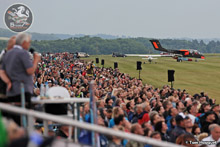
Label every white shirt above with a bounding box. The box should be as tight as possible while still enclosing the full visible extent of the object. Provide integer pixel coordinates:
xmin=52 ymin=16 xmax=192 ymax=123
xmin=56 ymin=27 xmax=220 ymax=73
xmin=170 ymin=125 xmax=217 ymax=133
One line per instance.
xmin=179 ymin=112 xmax=186 ymax=118
xmin=201 ymin=135 xmax=220 ymax=147
xmin=13 ymin=45 xmax=23 ymax=50
xmin=0 ymin=49 xmax=6 ymax=62
xmin=187 ymin=114 xmax=196 ymax=124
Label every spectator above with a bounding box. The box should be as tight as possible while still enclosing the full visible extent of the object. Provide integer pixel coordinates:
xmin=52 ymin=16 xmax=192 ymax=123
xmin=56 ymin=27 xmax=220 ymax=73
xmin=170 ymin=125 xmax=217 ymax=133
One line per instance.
xmin=202 ymin=124 xmax=220 ymax=147
xmin=184 ymin=116 xmax=193 ymax=134
xmin=211 ymin=104 xmax=220 ymax=125
xmin=143 ymin=127 xmax=152 ymax=137
xmin=195 ymin=102 xmax=211 ymax=128
xmin=153 ymin=105 xmax=165 ymax=116
xmin=0 ymin=36 xmax=16 ymax=100
xmin=126 ymin=123 xmax=144 ymax=147
xmin=198 ymin=132 xmax=208 ymax=141
xmin=108 ymin=126 xmax=124 ymax=147
xmin=105 ymin=98 xmax=113 ymax=108
xmin=109 ymin=107 xmax=124 ymax=128
xmin=137 ymin=103 xmax=150 ymax=125
xmin=167 ymin=117 xmax=176 ymax=135
xmin=0 ymin=33 xmax=40 ymax=101
xmin=199 ymin=102 xmax=211 ymax=114
xmin=169 ymin=115 xmax=187 ymax=143
xmin=114 ymin=115 xmax=126 ymax=127
xmin=154 ymin=121 xmax=170 ymax=141
xmin=166 ymin=107 xmax=178 ymax=130
xmin=162 ymin=100 xmax=172 ymax=119
xmin=56 ymin=125 xmax=73 ymax=139
xmin=2 ymin=118 xmax=25 ymax=143
xmin=176 ymin=134 xmax=198 ymax=147
xmin=0 ymin=33 xmax=40 ymax=124
xmin=131 ymin=104 xmax=142 ymax=123
xmin=98 ymin=116 xmax=109 ymax=147
xmin=97 ymin=100 xmax=105 ymax=109
xmin=120 ymin=103 xmax=128 ymax=118
xmin=192 ymin=124 xmax=201 ymax=140
xmin=185 ymin=97 xmax=192 ymax=107
xmin=176 ymin=101 xmax=185 ymax=115
xmin=201 ymin=111 xmax=216 ymax=133
xmin=142 ymin=122 xmax=154 ymax=132
xmin=86 ymin=62 xmax=94 ymax=77
xmin=150 ymin=131 xmax=162 ymax=140
xmin=105 ymin=108 xmax=112 ymax=125
xmin=126 ymin=101 xmax=135 ymax=122
xmin=187 ymin=105 xmax=197 ymax=124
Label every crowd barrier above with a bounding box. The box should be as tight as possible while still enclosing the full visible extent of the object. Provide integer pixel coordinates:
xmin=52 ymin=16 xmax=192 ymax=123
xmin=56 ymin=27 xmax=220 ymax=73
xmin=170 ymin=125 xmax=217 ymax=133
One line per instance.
xmin=0 ymin=103 xmax=183 ymax=147
xmin=31 ymin=97 xmax=90 ymax=140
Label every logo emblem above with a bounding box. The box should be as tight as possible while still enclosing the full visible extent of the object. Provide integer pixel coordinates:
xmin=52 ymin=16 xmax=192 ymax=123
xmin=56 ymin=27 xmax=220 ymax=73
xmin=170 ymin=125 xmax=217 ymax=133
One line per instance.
xmin=4 ymin=3 xmax=33 ymax=32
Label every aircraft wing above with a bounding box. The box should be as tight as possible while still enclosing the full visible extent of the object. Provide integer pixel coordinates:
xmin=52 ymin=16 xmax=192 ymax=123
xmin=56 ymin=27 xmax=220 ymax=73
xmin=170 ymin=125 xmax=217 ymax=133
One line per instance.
xmin=125 ymin=54 xmax=173 ymax=57
xmin=142 ymin=58 xmax=158 ymax=60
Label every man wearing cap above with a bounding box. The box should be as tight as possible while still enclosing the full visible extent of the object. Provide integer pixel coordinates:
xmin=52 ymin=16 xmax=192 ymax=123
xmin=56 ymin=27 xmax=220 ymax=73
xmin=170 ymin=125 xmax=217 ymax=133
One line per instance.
xmin=169 ymin=115 xmax=187 ymax=143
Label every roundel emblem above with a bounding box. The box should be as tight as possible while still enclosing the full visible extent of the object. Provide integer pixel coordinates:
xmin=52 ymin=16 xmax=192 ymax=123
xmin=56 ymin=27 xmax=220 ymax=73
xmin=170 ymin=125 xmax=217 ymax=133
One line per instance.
xmin=4 ymin=3 xmax=33 ymax=32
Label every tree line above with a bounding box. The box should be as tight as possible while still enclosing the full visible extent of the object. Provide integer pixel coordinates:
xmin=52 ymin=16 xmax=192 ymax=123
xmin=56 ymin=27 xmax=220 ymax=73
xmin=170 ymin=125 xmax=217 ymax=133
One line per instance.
xmin=0 ymin=36 xmax=220 ymax=54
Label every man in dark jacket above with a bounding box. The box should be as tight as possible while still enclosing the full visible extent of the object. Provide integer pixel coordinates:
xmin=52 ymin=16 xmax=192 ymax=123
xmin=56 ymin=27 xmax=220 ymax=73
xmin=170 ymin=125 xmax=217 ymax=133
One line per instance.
xmin=201 ymin=111 xmax=216 ymax=134
xmin=169 ymin=115 xmax=187 ymax=143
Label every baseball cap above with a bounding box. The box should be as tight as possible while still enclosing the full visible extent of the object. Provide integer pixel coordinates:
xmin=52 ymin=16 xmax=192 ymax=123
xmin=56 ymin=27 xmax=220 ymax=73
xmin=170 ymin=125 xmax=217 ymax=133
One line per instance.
xmin=175 ymin=114 xmax=185 ymax=122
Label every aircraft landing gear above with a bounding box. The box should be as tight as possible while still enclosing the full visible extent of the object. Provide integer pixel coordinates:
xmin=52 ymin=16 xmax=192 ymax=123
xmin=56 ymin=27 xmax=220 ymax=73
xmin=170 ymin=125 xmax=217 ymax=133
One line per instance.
xmin=177 ymin=59 xmax=182 ymax=62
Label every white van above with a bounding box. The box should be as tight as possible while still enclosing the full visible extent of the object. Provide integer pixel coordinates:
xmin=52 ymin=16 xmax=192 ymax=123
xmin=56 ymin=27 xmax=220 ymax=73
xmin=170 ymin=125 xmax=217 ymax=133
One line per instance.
xmin=76 ymin=52 xmax=90 ymax=58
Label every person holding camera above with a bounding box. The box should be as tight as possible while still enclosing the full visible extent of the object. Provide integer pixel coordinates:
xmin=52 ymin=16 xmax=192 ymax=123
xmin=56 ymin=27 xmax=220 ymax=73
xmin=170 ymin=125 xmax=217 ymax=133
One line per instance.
xmin=86 ymin=61 xmax=94 ymax=78
xmin=0 ymin=33 xmax=40 ymax=113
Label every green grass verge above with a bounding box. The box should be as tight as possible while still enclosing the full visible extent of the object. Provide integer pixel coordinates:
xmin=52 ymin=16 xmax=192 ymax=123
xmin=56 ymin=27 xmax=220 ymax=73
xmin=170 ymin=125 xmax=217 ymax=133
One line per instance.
xmin=0 ymin=37 xmax=9 ymax=40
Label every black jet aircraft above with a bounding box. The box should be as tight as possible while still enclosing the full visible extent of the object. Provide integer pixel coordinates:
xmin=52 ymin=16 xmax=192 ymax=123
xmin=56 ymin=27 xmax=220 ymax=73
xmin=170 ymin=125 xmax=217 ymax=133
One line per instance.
xmin=150 ymin=40 xmax=205 ymax=62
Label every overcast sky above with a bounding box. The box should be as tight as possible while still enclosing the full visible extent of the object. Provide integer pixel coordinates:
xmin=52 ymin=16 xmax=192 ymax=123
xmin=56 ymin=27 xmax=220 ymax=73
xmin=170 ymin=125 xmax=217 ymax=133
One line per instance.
xmin=0 ymin=0 xmax=220 ymax=39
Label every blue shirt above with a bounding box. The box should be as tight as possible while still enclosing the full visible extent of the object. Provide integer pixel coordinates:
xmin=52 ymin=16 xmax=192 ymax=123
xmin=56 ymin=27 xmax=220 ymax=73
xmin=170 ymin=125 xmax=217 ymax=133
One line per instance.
xmin=109 ymin=117 xmax=128 ymax=128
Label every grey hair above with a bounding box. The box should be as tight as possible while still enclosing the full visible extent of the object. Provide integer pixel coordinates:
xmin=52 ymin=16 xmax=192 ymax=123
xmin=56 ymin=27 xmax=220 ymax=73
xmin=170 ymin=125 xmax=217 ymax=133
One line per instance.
xmin=16 ymin=33 xmax=31 ymax=45
xmin=141 ymin=102 xmax=147 ymax=110
xmin=209 ymin=124 xmax=219 ymax=132
xmin=120 ymin=103 xmax=125 ymax=108
xmin=149 ymin=111 xmax=158 ymax=120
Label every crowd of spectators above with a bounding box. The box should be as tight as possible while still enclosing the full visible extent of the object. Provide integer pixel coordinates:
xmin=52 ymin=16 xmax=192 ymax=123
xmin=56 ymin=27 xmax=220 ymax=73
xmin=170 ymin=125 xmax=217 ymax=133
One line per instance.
xmin=0 ymin=34 xmax=220 ymax=147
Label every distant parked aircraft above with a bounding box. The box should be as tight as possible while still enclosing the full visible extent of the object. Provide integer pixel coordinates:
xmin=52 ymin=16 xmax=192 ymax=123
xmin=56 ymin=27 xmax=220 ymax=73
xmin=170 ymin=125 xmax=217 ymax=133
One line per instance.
xmin=150 ymin=40 xmax=205 ymax=62
xmin=126 ymin=40 xmax=205 ymax=62
xmin=76 ymin=52 xmax=89 ymax=58
xmin=112 ymin=52 xmax=127 ymax=57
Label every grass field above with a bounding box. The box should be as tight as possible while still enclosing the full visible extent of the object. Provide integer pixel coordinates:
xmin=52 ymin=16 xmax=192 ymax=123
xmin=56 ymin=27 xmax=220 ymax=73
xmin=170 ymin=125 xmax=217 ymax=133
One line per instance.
xmin=85 ymin=54 xmax=220 ymax=104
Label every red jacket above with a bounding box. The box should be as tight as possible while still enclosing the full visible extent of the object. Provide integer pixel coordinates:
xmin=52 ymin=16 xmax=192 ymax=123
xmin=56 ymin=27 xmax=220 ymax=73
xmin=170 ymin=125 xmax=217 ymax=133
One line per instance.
xmin=138 ymin=113 xmax=150 ymax=125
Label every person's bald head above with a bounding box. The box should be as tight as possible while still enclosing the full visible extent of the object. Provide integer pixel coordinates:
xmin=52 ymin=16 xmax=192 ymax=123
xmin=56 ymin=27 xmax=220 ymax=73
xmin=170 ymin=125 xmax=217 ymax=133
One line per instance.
xmin=7 ymin=36 xmax=16 ymax=50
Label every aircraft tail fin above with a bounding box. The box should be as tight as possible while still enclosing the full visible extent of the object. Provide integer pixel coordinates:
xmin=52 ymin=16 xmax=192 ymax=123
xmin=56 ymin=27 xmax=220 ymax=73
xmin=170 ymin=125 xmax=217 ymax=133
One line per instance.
xmin=150 ymin=40 xmax=168 ymax=52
